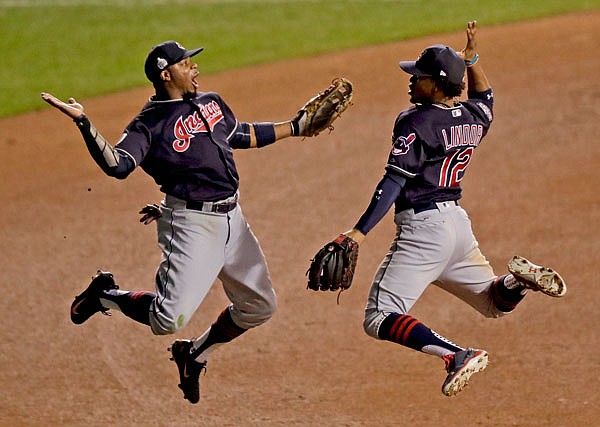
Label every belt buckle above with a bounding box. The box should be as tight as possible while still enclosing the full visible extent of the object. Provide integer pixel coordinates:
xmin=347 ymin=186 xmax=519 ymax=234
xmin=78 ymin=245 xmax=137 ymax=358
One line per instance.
xmin=213 ymin=203 xmax=227 ymax=213
xmin=213 ymin=202 xmax=235 ymax=213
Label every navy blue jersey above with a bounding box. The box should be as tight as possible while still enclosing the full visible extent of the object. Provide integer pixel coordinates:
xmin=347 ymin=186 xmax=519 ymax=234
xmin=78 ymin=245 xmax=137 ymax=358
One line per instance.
xmin=115 ymin=92 xmax=242 ymax=201
xmin=386 ymin=89 xmax=494 ymax=210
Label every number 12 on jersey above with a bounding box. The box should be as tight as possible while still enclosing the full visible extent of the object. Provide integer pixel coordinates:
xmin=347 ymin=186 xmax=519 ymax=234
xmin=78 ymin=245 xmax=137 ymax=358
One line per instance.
xmin=439 ymin=147 xmax=474 ymax=187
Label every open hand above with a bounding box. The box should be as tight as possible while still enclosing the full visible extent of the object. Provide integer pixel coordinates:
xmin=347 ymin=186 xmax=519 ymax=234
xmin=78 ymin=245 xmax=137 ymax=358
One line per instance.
xmin=460 ymin=21 xmax=478 ymax=62
xmin=41 ymin=92 xmax=85 ymax=119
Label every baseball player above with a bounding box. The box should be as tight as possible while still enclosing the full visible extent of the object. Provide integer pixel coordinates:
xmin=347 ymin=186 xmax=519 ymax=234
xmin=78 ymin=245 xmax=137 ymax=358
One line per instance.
xmin=41 ymin=40 xmax=341 ymax=404
xmin=340 ymin=21 xmax=567 ymax=396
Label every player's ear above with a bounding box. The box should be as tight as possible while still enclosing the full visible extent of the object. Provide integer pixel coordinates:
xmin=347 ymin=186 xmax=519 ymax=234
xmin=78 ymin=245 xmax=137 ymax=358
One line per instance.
xmin=160 ymin=70 xmax=171 ymax=82
xmin=433 ymin=79 xmax=447 ymax=96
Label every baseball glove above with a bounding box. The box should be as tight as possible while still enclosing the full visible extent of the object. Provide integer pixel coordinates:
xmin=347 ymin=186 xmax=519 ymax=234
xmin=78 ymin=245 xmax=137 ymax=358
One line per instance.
xmin=307 ymin=234 xmax=359 ymax=293
xmin=292 ymin=77 xmax=353 ymax=137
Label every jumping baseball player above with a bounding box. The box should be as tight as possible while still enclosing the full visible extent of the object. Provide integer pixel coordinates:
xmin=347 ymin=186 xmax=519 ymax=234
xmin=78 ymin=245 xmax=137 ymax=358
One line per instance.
xmin=41 ymin=40 xmax=351 ymax=404
xmin=338 ymin=21 xmax=567 ymax=396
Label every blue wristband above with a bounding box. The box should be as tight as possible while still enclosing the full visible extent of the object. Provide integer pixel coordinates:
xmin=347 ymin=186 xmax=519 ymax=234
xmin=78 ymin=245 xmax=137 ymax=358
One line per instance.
xmin=465 ymin=53 xmax=479 ymax=67
xmin=253 ymin=122 xmax=277 ymax=147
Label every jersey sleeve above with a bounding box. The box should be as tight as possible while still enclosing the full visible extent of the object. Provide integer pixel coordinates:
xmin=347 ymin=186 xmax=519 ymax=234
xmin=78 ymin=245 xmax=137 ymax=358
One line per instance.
xmin=465 ymin=88 xmax=494 ymax=125
xmin=228 ymin=122 xmax=252 ymax=149
xmin=114 ymin=117 xmax=152 ymax=169
xmin=385 ymin=113 xmax=424 ymax=179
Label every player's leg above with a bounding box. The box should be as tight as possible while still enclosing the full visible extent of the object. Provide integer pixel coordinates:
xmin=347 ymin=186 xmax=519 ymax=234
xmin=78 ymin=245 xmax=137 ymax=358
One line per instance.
xmin=435 ymin=246 xmax=525 ymax=317
xmin=149 ymin=203 xmax=228 ymax=335
xmin=185 ymin=207 xmax=275 ymax=361
xmin=70 ymin=203 xmax=227 ymax=329
xmin=153 ymin=202 xmax=232 ymax=404
xmin=171 ymin=206 xmax=275 ymax=403
xmin=437 ymin=254 xmax=566 ymax=316
xmin=363 ymin=208 xmax=488 ymax=396
xmin=70 ymin=270 xmax=158 ymax=325
xmin=436 ymin=208 xmax=536 ymax=317
xmin=213 ymin=206 xmax=276 ymax=335
xmin=170 ymin=305 xmax=247 ymax=405
xmin=364 ymin=210 xmax=462 ymax=354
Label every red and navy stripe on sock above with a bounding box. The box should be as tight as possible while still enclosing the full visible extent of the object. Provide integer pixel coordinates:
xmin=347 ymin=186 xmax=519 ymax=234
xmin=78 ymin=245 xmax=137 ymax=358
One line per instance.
xmin=378 ymin=313 xmax=462 ymax=353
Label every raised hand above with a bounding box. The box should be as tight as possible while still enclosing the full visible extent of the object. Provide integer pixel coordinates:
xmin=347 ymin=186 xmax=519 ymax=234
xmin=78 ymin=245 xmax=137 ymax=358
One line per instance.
xmin=461 ymin=21 xmax=478 ymax=62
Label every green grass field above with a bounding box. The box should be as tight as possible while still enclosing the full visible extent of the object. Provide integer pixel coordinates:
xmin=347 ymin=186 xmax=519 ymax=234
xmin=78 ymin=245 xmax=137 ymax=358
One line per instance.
xmin=1 ymin=0 xmax=598 ymax=117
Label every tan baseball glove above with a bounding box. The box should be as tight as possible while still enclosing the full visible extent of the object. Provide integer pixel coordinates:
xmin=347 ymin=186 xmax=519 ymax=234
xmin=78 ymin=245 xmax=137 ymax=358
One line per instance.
xmin=291 ymin=77 xmax=353 ymax=137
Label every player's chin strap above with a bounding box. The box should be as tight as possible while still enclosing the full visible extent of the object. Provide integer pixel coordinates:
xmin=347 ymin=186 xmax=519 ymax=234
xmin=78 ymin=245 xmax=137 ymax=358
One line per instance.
xmin=336 ymin=288 xmax=345 ymax=305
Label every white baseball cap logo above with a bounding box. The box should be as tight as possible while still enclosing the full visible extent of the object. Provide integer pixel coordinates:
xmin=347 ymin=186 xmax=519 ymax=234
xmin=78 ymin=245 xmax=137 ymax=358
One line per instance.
xmin=156 ymin=57 xmax=168 ymax=70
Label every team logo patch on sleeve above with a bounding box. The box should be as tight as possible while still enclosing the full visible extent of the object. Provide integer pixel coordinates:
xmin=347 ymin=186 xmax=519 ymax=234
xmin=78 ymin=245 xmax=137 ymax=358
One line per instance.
xmin=476 ymin=102 xmax=493 ymax=121
xmin=391 ymin=133 xmax=416 ymax=156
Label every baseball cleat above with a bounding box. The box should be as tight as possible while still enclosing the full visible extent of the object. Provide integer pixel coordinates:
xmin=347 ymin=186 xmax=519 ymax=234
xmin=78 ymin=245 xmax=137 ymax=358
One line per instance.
xmin=169 ymin=339 xmax=207 ymax=404
xmin=70 ymin=270 xmax=119 ymax=325
xmin=507 ymin=256 xmax=567 ymax=298
xmin=442 ymin=348 xmax=488 ymax=396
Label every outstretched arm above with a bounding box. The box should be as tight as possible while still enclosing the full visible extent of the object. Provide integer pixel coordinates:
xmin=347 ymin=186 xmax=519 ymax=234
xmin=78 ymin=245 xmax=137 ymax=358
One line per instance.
xmin=459 ymin=21 xmax=491 ymax=93
xmin=343 ymin=173 xmax=406 ymax=244
xmin=233 ymin=78 xmax=353 ymax=149
xmin=41 ymin=92 xmax=134 ymax=178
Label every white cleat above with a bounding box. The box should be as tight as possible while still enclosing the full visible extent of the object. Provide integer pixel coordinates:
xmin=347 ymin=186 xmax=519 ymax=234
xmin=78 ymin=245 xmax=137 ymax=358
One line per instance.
xmin=508 ymin=255 xmax=567 ymax=298
xmin=442 ymin=348 xmax=488 ymax=396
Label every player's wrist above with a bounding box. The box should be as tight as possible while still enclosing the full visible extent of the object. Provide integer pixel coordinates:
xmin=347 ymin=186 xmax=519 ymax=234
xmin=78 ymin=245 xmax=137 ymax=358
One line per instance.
xmin=252 ymin=122 xmax=277 ymax=147
xmin=290 ymin=119 xmax=299 ymax=136
xmin=72 ymin=113 xmax=88 ymax=125
xmin=464 ymin=53 xmax=479 ymax=67
xmin=290 ymin=110 xmax=306 ymax=137
xmin=344 ymin=228 xmax=366 ymax=244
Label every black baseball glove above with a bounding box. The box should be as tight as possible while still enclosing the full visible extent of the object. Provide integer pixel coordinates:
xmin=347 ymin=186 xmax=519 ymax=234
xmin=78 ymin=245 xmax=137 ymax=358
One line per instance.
xmin=307 ymin=234 xmax=359 ymax=292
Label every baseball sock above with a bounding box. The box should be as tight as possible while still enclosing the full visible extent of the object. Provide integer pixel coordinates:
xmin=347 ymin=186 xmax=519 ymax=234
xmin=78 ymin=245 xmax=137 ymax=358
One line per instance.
xmin=190 ymin=306 xmax=247 ymax=362
xmin=99 ymin=290 xmax=156 ymax=325
xmin=378 ymin=313 xmax=463 ymax=357
xmin=490 ymin=274 xmax=527 ymax=312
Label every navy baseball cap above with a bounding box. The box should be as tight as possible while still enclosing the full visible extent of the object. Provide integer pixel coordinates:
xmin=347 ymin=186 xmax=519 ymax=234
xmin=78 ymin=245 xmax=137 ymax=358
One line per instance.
xmin=399 ymin=44 xmax=465 ymax=86
xmin=144 ymin=40 xmax=204 ymax=83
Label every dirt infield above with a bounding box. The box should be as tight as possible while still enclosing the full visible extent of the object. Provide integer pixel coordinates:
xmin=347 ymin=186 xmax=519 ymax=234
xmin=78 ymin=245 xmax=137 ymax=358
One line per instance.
xmin=1 ymin=12 xmax=598 ymax=427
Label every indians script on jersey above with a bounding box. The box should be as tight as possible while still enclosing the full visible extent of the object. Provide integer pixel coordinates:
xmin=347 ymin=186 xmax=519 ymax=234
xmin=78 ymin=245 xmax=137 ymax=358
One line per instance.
xmin=173 ymin=100 xmax=224 ymax=152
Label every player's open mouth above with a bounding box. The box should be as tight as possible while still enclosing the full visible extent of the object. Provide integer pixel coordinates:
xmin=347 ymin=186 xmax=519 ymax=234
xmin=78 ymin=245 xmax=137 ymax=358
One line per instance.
xmin=192 ymin=76 xmax=198 ymax=89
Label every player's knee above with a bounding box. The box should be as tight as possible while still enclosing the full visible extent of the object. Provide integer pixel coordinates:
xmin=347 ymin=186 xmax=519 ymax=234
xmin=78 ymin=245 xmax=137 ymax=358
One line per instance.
xmin=231 ymin=290 xmax=277 ymax=329
xmin=148 ymin=310 xmax=188 ymax=335
xmin=363 ymin=308 xmax=388 ymax=339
